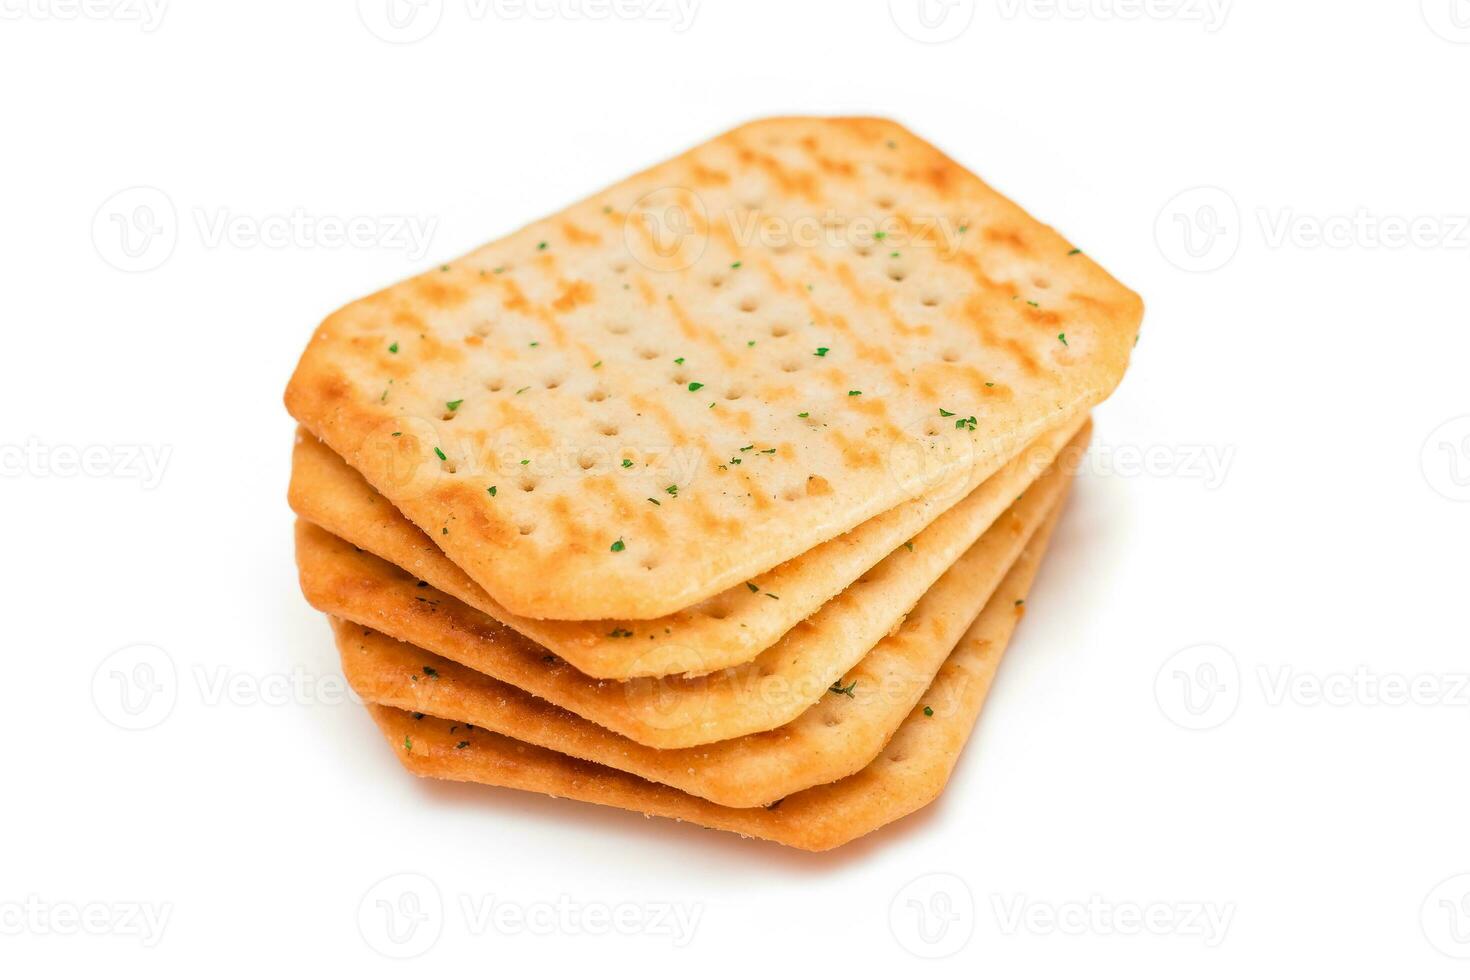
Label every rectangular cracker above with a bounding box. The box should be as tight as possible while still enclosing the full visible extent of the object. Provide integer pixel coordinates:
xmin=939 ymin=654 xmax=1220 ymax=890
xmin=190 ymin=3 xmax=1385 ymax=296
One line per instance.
xmin=364 ymin=494 xmax=1062 ymax=851
xmin=297 ymin=427 xmax=1082 ymax=749
xmin=291 ymin=413 xmax=1086 ymax=678
xmin=334 ymin=455 xmax=1072 ymax=808
xmin=284 ymin=116 xmax=1141 ymax=621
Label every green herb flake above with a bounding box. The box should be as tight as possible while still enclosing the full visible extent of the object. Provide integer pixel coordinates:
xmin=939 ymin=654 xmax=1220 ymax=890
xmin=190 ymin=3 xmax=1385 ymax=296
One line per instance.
xmin=621 ymin=458 xmax=633 ymax=468
xmin=455 ymin=741 xmax=469 ymax=749
xmin=848 ymin=390 xmax=862 ymax=397
xmin=730 ymin=261 xmax=742 ymax=269
xmin=923 ymin=705 xmax=934 ymax=717
xmin=610 ymin=538 xmax=626 ymax=553
xmin=904 ymin=541 xmax=914 ymax=552
xmin=664 ymin=484 xmax=678 ymax=496
xmin=814 ymin=347 xmax=830 ymax=357
xmin=674 ymin=356 xmax=685 ymax=365
xmin=798 ymin=412 xmax=809 ymax=418
xmin=433 ymin=447 xmax=447 ymax=461
xmin=939 ymin=408 xmax=955 ymax=418
xmin=388 ymin=342 xmax=399 ymax=353
xmin=537 ymin=241 xmax=548 ymax=250
xmin=746 ymin=582 xmax=760 ymax=593
xmin=445 ymin=399 xmax=463 ymax=411
xmin=829 ymin=679 xmax=857 ymax=698
xmin=487 ymin=486 xmax=497 ymax=497
xmin=608 ymin=627 xmax=633 ymax=638
xmin=688 ymin=382 xmax=704 ymax=392
xmin=1058 ymin=333 xmax=1068 ymax=346
xmin=1068 ymin=248 xmax=1082 ymax=256
xmin=403 ymin=736 xmax=412 ymax=751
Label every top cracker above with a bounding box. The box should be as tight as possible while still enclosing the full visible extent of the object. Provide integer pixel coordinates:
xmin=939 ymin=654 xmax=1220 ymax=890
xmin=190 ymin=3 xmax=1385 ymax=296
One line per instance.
xmin=285 ymin=117 xmax=1141 ymax=621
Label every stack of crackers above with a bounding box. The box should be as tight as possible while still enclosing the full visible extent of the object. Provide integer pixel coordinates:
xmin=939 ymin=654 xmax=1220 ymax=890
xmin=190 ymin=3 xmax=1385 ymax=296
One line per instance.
xmin=285 ymin=118 xmax=1141 ymax=851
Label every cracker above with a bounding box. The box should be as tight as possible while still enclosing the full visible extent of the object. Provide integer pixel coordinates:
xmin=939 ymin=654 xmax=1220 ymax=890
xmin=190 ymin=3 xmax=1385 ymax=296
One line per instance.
xmin=291 ymin=414 xmax=1085 ymax=678
xmin=296 ymin=428 xmax=1081 ymax=748
xmin=334 ymin=447 xmax=1073 ymax=807
xmin=364 ymin=495 xmax=1061 ymax=851
xmin=285 ymin=116 xmax=1141 ymax=621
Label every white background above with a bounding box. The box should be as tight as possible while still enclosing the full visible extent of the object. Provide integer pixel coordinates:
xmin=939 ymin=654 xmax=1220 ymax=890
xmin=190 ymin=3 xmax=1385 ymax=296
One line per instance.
xmin=2 ymin=0 xmax=1467 ymax=975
